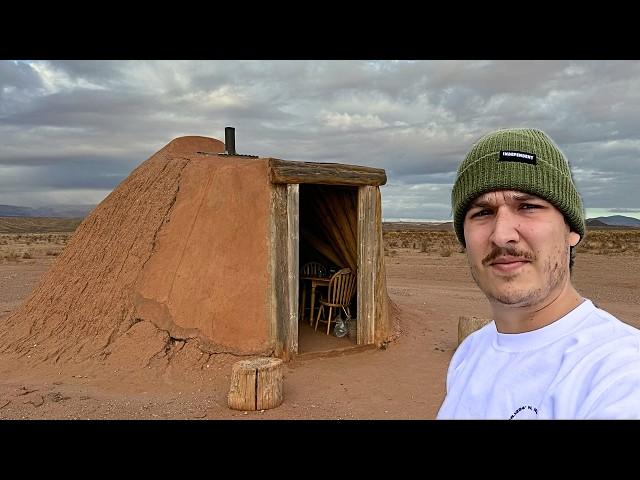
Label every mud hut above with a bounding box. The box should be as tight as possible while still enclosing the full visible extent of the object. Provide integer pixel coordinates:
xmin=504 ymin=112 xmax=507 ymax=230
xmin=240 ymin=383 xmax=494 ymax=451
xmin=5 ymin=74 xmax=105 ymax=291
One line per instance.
xmin=0 ymin=129 xmax=390 ymax=363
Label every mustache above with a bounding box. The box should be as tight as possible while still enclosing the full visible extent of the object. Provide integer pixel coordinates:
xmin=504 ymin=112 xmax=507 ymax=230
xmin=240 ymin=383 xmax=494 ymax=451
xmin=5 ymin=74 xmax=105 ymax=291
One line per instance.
xmin=482 ymin=246 xmax=535 ymax=266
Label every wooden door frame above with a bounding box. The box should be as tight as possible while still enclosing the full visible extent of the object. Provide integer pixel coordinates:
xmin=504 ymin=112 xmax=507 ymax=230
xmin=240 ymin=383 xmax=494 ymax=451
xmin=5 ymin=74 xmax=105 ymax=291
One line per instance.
xmin=270 ymin=184 xmax=299 ymax=360
xmin=356 ymin=186 xmax=380 ymax=345
xmin=271 ymin=183 xmax=381 ymax=359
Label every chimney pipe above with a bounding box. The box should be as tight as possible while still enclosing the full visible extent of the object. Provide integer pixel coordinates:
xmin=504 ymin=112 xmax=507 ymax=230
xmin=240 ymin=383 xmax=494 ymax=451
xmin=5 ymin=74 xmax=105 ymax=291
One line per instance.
xmin=225 ymin=127 xmax=236 ymax=155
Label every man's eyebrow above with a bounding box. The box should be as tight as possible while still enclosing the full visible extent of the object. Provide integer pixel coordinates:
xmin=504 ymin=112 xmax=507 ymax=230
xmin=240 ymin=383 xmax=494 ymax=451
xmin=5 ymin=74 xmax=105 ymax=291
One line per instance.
xmin=511 ymin=193 xmax=537 ymax=201
xmin=469 ymin=193 xmax=542 ymax=209
xmin=469 ymin=199 xmax=494 ymax=209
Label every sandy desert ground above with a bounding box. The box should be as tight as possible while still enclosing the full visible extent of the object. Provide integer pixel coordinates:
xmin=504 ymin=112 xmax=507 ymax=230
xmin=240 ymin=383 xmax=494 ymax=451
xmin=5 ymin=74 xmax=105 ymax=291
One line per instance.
xmin=0 ymin=228 xmax=639 ymax=419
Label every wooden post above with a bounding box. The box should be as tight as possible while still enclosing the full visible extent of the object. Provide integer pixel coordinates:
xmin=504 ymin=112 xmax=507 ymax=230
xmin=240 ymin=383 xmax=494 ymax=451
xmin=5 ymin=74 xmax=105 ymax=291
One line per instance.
xmin=458 ymin=316 xmax=492 ymax=346
xmin=228 ymin=357 xmax=284 ymax=411
xmin=270 ymin=184 xmax=299 ymax=360
xmin=357 ymin=186 xmax=379 ymax=345
xmin=286 ymin=185 xmax=299 ymax=356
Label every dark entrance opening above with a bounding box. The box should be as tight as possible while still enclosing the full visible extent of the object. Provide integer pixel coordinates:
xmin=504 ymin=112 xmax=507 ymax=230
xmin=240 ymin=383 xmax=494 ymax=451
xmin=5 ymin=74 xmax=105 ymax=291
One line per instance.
xmin=297 ymin=184 xmax=358 ymax=353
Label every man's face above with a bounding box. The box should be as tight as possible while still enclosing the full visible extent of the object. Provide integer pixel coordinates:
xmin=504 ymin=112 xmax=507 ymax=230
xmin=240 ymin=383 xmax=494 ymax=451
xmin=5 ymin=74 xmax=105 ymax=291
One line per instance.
xmin=463 ymin=190 xmax=580 ymax=308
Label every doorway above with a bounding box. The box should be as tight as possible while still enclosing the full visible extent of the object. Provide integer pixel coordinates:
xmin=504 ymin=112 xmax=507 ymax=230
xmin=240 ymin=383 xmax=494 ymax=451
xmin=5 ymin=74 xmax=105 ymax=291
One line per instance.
xmin=297 ymin=184 xmax=358 ymax=353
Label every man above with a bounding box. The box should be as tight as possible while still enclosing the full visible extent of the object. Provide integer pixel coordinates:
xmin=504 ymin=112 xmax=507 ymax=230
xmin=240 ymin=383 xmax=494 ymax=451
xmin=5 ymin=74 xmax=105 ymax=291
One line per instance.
xmin=437 ymin=128 xmax=640 ymax=419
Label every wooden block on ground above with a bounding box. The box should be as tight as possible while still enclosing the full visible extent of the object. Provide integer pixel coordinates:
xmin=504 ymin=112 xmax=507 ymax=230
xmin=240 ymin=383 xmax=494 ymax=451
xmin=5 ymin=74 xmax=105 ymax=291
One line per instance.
xmin=228 ymin=357 xmax=284 ymax=411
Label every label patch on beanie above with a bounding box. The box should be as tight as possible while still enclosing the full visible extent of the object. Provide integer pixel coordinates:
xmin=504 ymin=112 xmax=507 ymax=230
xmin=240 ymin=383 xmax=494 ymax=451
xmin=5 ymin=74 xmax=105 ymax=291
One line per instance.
xmin=499 ymin=150 xmax=536 ymax=165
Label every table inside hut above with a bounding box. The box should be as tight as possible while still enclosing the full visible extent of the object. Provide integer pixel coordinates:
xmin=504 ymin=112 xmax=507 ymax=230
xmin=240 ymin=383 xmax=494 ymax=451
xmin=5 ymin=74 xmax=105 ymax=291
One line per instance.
xmin=300 ymin=275 xmax=331 ymax=325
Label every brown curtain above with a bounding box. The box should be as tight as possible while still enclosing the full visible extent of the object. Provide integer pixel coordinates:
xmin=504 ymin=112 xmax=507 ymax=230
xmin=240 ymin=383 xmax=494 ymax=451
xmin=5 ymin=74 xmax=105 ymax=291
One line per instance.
xmin=300 ymin=185 xmax=357 ymax=272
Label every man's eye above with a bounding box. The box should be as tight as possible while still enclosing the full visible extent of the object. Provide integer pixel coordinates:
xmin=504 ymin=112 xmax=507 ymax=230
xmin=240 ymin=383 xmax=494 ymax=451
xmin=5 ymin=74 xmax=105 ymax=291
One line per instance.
xmin=521 ymin=203 xmax=541 ymax=210
xmin=471 ymin=209 xmax=492 ymax=218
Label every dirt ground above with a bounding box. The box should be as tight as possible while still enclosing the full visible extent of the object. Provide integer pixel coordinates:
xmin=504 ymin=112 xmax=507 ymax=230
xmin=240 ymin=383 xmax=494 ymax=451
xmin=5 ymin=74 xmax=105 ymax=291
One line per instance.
xmin=1 ymin=244 xmax=639 ymax=419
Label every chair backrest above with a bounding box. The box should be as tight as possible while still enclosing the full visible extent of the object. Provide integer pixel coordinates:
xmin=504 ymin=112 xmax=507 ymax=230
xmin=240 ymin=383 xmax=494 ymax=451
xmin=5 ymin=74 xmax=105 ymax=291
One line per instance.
xmin=301 ymin=261 xmax=327 ymax=277
xmin=327 ymin=268 xmax=357 ymax=306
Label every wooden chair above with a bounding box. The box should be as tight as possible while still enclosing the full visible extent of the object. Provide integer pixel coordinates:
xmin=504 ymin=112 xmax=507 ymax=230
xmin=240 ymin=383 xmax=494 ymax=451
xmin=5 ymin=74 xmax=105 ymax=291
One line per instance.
xmin=314 ymin=268 xmax=357 ymax=335
xmin=300 ymin=262 xmax=328 ymax=322
xmin=300 ymin=261 xmax=327 ymax=278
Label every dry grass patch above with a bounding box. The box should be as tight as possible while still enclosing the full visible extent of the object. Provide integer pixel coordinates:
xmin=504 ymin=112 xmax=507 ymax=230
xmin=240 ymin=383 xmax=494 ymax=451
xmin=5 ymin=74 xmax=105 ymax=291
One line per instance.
xmin=0 ymin=232 xmax=73 ymax=263
xmin=384 ymin=229 xmax=461 ymax=256
xmin=383 ymin=225 xmax=640 ymax=257
xmin=576 ymin=229 xmax=640 ymax=256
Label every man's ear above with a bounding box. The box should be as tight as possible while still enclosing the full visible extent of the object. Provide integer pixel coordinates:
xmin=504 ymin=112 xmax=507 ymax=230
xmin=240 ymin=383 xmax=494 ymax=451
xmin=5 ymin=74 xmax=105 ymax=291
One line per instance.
xmin=568 ymin=231 xmax=580 ymax=247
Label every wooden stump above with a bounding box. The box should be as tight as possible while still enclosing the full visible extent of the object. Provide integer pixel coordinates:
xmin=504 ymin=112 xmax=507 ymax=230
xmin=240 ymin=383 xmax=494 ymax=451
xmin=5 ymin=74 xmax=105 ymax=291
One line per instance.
xmin=458 ymin=316 xmax=492 ymax=346
xmin=228 ymin=357 xmax=284 ymax=411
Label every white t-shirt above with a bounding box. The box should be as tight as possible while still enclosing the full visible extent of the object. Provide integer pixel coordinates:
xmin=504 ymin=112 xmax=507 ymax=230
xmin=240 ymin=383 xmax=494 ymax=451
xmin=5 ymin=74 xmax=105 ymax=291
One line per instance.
xmin=437 ymin=299 xmax=640 ymax=419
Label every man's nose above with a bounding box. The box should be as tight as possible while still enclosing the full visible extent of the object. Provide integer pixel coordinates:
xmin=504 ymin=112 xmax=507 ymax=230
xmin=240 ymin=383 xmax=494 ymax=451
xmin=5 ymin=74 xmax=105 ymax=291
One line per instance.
xmin=489 ymin=208 xmax=520 ymax=247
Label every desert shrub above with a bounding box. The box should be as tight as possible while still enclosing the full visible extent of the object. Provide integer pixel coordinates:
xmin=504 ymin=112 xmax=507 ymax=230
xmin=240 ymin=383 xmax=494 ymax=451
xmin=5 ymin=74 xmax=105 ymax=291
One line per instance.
xmin=22 ymin=252 xmax=32 ymax=259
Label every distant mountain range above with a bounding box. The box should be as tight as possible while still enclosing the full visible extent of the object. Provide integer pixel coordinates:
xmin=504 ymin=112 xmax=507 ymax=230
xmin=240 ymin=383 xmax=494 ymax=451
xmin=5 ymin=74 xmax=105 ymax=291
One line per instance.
xmin=385 ymin=215 xmax=640 ymax=229
xmin=1 ymin=203 xmax=639 ymax=227
xmin=586 ymin=215 xmax=640 ymax=227
xmin=0 ymin=204 xmax=95 ymax=218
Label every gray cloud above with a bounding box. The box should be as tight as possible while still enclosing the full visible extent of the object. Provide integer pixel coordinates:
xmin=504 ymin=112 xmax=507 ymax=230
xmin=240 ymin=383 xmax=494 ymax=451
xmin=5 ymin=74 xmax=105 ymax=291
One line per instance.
xmin=1 ymin=60 xmax=639 ymax=218
xmin=607 ymin=208 xmax=640 ymax=213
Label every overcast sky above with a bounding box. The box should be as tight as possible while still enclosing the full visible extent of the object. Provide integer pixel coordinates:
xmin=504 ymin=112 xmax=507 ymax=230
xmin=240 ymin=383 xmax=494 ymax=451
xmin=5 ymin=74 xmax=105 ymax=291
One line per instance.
xmin=1 ymin=60 xmax=639 ymax=220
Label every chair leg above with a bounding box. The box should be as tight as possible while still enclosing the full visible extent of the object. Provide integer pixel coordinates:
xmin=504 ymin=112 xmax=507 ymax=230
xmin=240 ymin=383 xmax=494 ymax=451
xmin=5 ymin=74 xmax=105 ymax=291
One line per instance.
xmin=300 ymin=283 xmax=307 ymax=324
xmin=326 ymin=307 xmax=333 ymax=335
xmin=315 ymin=304 xmax=323 ymax=331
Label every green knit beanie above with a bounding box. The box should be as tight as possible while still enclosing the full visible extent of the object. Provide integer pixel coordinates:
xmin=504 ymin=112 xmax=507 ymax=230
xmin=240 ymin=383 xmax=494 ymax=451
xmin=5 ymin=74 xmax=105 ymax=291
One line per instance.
xmin=451 ymin=128 xmax=585 ymax=246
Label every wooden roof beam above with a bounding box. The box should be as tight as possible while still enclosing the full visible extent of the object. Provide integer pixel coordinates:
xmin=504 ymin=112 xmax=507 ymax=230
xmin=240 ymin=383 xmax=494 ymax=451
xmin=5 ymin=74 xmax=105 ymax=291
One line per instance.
xmin=268 ymin=158 xmax=387 ymax=186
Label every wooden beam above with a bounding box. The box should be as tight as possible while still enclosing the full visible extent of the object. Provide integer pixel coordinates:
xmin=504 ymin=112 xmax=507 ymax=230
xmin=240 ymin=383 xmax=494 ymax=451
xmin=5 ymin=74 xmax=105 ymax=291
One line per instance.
xmin=268 ymin=158 xmax=387 ymax=186
xmin=286 ymin=184 xmax=299 ymax=357
xmin=270 ymin=184 xmax=287 ymax=358
xmin=372 ymin=187 xmax=390 ymax=345
xmin=269 ymin=183 xmax=299 ymax=360
xmin=357 ymin=186 xmax=378 ymax=345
